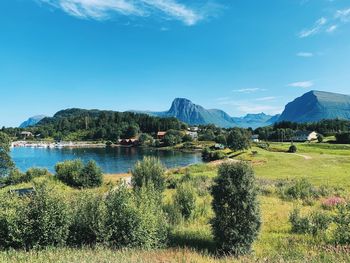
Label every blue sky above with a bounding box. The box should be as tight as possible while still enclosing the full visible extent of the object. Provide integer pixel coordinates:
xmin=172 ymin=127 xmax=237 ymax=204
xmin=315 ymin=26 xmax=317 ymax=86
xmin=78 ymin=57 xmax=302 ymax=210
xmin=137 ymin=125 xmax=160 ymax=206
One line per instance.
xmin=1 ymin=0 xmax=350 ymax=127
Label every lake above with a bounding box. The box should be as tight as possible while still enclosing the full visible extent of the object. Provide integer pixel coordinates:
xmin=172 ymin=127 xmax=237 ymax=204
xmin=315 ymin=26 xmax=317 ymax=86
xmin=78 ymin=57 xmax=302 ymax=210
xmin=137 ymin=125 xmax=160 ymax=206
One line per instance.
xmin=11 ymin=147 xmax=202 ymax=174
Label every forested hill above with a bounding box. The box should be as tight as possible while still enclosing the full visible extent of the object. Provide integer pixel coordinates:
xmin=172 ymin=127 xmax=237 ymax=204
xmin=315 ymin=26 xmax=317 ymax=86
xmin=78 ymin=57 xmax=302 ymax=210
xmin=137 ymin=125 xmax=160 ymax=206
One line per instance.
xmin=30 ymin=108 xmax=185 ymax=141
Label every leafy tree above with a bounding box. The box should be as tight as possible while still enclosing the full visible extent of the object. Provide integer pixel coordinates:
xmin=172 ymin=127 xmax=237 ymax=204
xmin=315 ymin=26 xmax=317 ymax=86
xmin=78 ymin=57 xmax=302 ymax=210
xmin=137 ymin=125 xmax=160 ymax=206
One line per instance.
xmin=131 ymin=157 xmax=166 ymax=192
xmin=138 ymin=133 xmax=154 ymax=146
xmin=211 ymin=162 xmax=261 ymax=255
xmin=105 ymin=183 xmax=168 ymax=249
xmin=55 ymin=160 xmax=103 ymax=188
xmin=174 ymin=183 xmax=196 ymax=220
xmin=288 ymin=144 xmax=297 ymax=153
xmin=0 ymin=132 xmax=14 ymax=177
xmin=226 ymin=128 xmax=251 ymax=152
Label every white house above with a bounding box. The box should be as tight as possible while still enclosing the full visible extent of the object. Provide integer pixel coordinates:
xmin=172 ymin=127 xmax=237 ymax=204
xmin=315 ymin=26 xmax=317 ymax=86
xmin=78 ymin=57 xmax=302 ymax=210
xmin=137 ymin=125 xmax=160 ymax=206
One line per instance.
xmin=251 ymin=134 xmax=260 ymax=143
xmin=292 ymin=131 xmax=318 ymax=142
xmin=186 ymin=131 xmax=198 ymax=140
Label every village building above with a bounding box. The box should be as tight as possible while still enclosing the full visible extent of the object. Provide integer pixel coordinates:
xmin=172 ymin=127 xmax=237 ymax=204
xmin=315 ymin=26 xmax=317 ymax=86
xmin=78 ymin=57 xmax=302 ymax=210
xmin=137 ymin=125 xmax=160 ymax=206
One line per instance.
xmin=292 ymin=131 xmax=318 ymax=142
xmin=20 ymin=131 xmax=33 ymax=139
xmin=186 ymin=131 xmax=198 ymax=140
xmin=157 ymin=131 xmax=167 ymax=140
xmin=251 ymin=134 xmax=260 ymax=143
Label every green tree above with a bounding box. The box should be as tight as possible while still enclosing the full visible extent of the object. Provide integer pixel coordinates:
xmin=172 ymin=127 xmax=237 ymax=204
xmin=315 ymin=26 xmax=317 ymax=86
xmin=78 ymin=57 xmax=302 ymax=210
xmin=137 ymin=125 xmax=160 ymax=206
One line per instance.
xmin=226 ymin=128 xmax=251 ymax=152
xmin=131 ymin=157 xmax=166 ymax=192
xmin=81 ymin=160 xmax=103 ymax=188
xmin=317 ymin=134 xmax=324 ymax=143
xmin=0 ymin=132 xmax=14 ymax=177
xmin=174 ymin=183 xmax=196 ymax=220
xmin=211 ymin=162 xmax=261 ymax=255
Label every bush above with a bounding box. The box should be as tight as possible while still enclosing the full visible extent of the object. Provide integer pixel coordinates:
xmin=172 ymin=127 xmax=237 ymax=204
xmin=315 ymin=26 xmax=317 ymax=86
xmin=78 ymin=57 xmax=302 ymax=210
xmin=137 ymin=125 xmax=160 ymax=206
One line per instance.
xmin=69 ymin=192 xmax=108 ymax=246
xmin=334 ymin=203 xmax=350 ymax=245
xmin=23 ymin=183 xmax=70 ymax=249
xmin=336 ymin=132 xmax=350 ymax=144
xmin=0 ymin=192 xmax=27 ymax=249
xmin=105 ymin=183 xmax=168 ymax=249
xmin=201 ymin=148 xmax=226 ymax=162
xmin=288 ymin=144 xmax=297 ymax=153
xmin=211 ymin=162 xmax=261 ymax=255
xmin=174 ymin=183 xmax=196 ymax=220
xmin=317 ymin=134 xmax=324 ymax=143
xmin=5 ymin=169 xmax=27 ymax=185
xmin=131 ymin=157 xmax=166 ymax=192
xmin=289 ymin=208 xmax=332 ymax=236
xmin=55 ymin=160 xmax=102 ymax=188
xmin=278 ymin=178 xmax=319 ymax=201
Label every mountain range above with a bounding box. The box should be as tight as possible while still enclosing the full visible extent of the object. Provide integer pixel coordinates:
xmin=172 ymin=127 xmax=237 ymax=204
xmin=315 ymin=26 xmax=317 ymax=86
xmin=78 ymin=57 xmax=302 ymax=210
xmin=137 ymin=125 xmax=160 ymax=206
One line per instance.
xmin=19 ymin=90 xmax=350 ymax=129
xmin=135 ymin=98 xmax=279 ymax=128
xmin=19 ymin=115 xmax=47 ymax=128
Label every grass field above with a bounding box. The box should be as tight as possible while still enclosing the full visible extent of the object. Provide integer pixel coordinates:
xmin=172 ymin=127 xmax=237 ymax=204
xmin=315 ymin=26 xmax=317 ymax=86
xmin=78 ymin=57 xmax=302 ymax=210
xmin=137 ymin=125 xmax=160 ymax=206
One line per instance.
xmin=1 ymin=142 xmax=350 ymax=262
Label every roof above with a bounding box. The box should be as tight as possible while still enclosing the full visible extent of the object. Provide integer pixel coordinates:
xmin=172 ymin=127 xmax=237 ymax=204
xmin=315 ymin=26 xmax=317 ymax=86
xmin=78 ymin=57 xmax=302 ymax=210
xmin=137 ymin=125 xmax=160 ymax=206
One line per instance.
xmin=157 ymin=132 xmax=167 ymax=136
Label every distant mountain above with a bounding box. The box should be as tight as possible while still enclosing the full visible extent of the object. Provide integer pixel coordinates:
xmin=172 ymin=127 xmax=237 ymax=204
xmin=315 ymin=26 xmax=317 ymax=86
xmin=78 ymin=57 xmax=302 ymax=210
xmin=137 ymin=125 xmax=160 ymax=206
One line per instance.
xmin=278 ymin=90 xmax=350 ymax=123
xmin=19 ymin=115 xmax=47 ymax=128
xmin=134 ymin=98 xmax=278 ymax=128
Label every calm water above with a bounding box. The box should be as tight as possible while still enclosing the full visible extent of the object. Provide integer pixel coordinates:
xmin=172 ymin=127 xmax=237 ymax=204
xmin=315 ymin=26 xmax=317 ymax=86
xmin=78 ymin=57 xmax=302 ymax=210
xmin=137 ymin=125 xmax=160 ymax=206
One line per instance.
xmin=11 ymin=147 xmax=202 ymax=174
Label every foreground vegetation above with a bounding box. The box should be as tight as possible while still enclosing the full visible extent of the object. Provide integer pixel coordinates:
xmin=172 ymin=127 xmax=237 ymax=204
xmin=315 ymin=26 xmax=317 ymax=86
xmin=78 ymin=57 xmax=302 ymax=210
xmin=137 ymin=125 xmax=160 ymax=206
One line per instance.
xmin=2 ymin=129 xmax=350 ymax=262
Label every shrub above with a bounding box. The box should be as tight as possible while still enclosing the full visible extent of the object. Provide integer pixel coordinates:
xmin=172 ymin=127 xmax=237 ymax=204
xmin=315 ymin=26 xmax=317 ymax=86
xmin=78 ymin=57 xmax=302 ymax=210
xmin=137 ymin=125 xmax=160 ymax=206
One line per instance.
xmin=201 ymin=148 xmax=226 ymax=162
xmin=105 ymin=183 xmax=168 ymax=249
xmin=289 ymin=208 xmax=332 ymax=236
xmin=317 ymin=134 xmax=324 ymax=143
xmin=279 ymin=178 xmax=318 ymax=201
xmin=288 ymin=144 xmax=297 ymax=153
xmin=21 ymin=183 xmax=70 ymax=249
xmin=26 ymin=168 xmax=50 ymax=181
xmin=0 ymin=193 xmax=27 ymax=249
xmin=131 ymin=157 xmax=166 ymax=192
xmin=55 ymin=159 xmax=84 ymax=187
xmin=322 ymin=197 xmax=346 ymax=210
xmin=336 ymin=132 xmax=350 ymax=144
xmin=211 ymin=162 xmax=261 ymax=255
xmin=80 ymin=160 xmax=103 ymax=188
xmin=5 ymin=169 xmax=27 ymax=185
xmin=69 ymin=192 xmax=108 ymax=246
xmin=333 ymin=203 xmax=350 ymax=244
xmin=55 ymin=159 xmax=102 ymax=188
xmin=174 ymin=183 xmax=196 ymax=220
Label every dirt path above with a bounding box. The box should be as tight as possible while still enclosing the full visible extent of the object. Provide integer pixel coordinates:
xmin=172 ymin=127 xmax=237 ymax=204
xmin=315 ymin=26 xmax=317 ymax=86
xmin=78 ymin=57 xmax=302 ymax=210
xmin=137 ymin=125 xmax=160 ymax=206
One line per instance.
xmin=294 ymin=154 xmax=313 ymax=160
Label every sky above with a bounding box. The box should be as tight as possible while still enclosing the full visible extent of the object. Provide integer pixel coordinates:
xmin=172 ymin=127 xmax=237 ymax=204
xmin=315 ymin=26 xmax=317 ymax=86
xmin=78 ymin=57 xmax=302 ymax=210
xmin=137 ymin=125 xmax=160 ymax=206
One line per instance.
xmin=1 ymin=0 xmax=350 ymax=127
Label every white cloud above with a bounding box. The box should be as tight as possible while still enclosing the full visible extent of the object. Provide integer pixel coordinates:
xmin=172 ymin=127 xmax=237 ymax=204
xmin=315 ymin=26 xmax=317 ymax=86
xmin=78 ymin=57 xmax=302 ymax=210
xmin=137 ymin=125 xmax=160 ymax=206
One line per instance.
xmin=298 ymin=17 xmax=327 ymax=38
xmin=335 ymin=8 xmax=350 ymax=22
xmin=36 ymin=0 xmax=209 ymax=25
xmin=287 ymin=81 xmax=314 ymax=88
xmin=254 ymin=96 xmax=276 ymax=102
xmin=299 ymin=7 xmax=350 ymax=38
xmin=326 ymin=24 xmax=338 ymax=33
xmin=297 ymin=52 xmax=314 ymax=57
xmin=232 ymin=88 xmax=266 ymax=94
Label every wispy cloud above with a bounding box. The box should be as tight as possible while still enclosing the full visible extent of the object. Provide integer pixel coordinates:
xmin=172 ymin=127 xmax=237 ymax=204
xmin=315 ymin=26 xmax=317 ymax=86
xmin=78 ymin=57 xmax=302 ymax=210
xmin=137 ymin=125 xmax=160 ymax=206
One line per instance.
xmin=298 ymin=17 xmax=327 ymax=38
xmin=287 ymin=81 xmax=314 ymax=88
xmin=232 ymin=88 xmax=266 ymax=94
xmin=36 ymin=0 xmax=214 ymax=26
xmin=254 ymin=96 xmax=276 ymax=102
xmin=297 ymin=52 xmax=314 ymax=57
xmin=299 ymin=7 xmax=350 ymax=38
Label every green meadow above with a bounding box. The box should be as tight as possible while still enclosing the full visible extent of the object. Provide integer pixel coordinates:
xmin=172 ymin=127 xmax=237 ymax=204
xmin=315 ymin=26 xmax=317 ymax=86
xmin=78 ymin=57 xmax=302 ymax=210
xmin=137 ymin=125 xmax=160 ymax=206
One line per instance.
xmin=1 ymin=142 xmax=350 ymax=262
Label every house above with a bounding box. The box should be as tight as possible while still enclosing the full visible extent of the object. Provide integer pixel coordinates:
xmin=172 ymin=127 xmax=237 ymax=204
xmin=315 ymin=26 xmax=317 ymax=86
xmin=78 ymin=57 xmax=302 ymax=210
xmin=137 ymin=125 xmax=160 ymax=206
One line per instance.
xmin=213 ymin=143 xmax=225 ymax=150
xmin=186 ymin=131 xmax=198 ymax=140
xmin=188 ymin=127 xmax=199 ymax=132
xmin=251 ymin=134 xmax=260 ymax=143
xmin=157 ymin=131 xmax=167 ymax=140
xmin=292 ymin=131 xmax=318 ymax=142
xmin=119 ymin=138 xmax=139 ymax=146
xmin=20 ymin=131 xmax=33 ymax=139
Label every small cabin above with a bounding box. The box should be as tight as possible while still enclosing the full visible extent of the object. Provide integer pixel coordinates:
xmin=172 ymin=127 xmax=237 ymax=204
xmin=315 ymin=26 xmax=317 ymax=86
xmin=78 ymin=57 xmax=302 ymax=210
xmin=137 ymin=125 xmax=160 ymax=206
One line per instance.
xmin=157 ymin=131 xmax=167 ymax=140
xmin=119 ymin=138 xmax=139 ymax=146
xmin=20 ymin=131 xmax=33 ymax=139
xmin=251 ymin=134 xmax=260 ymax=143
xmin=292 ymin=131 xmax=318 ymax=142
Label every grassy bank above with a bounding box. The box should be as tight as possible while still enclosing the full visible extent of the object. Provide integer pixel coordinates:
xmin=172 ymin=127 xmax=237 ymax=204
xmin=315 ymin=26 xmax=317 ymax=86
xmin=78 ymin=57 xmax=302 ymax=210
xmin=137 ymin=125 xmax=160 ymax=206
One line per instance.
xmin=1 ymin=142 xmax=350 ymax=262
